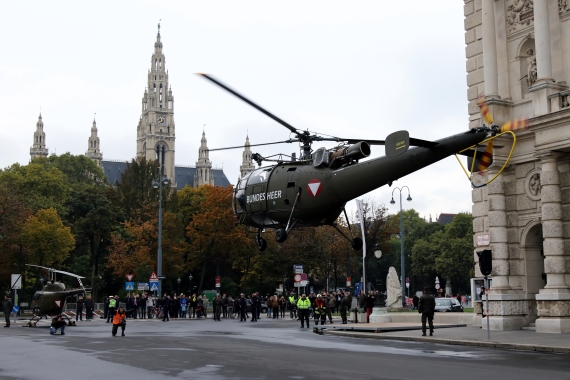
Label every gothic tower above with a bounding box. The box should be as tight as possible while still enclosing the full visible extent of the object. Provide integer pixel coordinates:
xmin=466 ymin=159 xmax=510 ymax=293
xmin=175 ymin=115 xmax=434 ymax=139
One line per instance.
xmin=194 ymin=131 xmax=215 ymax=187
xmin=86 ymin=118 xmax=103 ymax=168
xmin=239 ymin=135 xmax=255 ymax=178
xmin=30 ymin=114 xmax=48 ymax=160
xmin=136 ymin=23 xmax=176 ymax=184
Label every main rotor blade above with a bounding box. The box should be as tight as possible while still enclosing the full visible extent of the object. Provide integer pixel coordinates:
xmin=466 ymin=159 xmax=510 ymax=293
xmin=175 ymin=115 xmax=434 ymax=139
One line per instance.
xmin=198 ymin=74 xmax=300 ymax=136
xmin=208 ymin=139 xmax=299 ymax=152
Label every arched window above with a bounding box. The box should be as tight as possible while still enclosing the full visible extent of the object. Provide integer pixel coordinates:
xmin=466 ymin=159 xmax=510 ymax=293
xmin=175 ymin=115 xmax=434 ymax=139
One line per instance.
xmin=155 ymin=59 xmax=158 ymax=70
xmin=159 ymin=84 xmax=163 ymax=102
xmin=153 ymin=84 xmax=156 ymax=93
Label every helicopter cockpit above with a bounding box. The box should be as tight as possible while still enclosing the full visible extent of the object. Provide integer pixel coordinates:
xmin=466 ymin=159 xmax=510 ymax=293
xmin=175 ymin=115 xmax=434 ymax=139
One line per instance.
xmin=233 ymin=167 xmax=274 ymax=217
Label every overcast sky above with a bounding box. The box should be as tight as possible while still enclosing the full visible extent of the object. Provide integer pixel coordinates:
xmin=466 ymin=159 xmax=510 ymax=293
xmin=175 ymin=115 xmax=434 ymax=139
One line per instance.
xmin=1 ymin=1 xmax=472 ymax=220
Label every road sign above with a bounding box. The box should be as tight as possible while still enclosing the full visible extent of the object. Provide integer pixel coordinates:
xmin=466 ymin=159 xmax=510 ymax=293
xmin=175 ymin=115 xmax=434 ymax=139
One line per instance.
xmin=125 ymin=282 xmax=134 ymax=291
xmin=435 ymin=283 xmax=440 ymax=290
xmin=158 ymin=275 xmax=166 ymax=280
xmin=294 ymin=280 xmax=309 ymax=287
xmin=215 ymin=275 xmax=221 ymax=288
xmin=346 ymin=276 xmax=351 ymax=287
xmin=149 ymin=271 xmax=158 ymax=282
xmin=126 ymin=274 xmax=134 ymax=282
xmin=300 ymin=273 xmax=308 ymax=281
xmin=137 ymin=282 xmax=149 ymax=291
xmin=294 ymin=274 xmax=302 ymax=282
xmin=11 ymin=274 xmax=21 ymax=290
xmin=150 ymin=282 xmax=159 ymax=292
xmin=406 ymin=283 xmax=410 ymax=288
xmin=12 ymin=306 xmax=20 ymax=314
xmin=405 ymin=277 xmax=410 ymax=283
xmin=294 ymin=265 xmax=303 ymax=274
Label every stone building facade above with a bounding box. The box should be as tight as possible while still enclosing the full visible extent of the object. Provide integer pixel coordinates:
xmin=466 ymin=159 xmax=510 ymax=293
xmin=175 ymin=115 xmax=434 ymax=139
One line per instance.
xmin=240 ymin=135 xmax=256 ymax=178
xmin=85 ymin=119 xmax=102 ymax=168
xmin=465 ymin=0 xmax=570 ymax=333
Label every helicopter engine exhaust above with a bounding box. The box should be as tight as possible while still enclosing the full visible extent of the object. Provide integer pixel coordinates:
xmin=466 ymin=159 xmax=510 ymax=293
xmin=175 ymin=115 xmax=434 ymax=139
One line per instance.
xmin=329 ymin=141 xmax=371 ymax=168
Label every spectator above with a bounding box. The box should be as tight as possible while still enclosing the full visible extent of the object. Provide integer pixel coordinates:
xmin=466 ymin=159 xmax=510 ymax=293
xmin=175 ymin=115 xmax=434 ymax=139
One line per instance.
xmin=84 ymin=294 xmax=93 ymax=321
xmin=418 ymin=286 xmax=436 ymax=336
xmin=222 ymin=294 xmax=228 ymax=318
xmin=202 ymin=295 xmax=209 ymax=318
xmin=50 ymin=314 xmax=66 ymax=335
xmin=3 ymin=295 xmax=13 ymax=327
xmin=76 ymin=295 xmax=84 ymax=322
xmin=180 ymin=294 xmax=187 ymax=318
xmin=365 ymin=291 xmax=375 ymax=323
xmin=412 ymin=294 xmax=419 ymax=311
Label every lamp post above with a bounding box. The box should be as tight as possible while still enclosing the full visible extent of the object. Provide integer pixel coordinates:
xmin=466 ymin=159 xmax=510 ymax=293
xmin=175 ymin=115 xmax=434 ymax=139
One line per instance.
xmin=390 ymin=186 xmax=412 ymax=308
xmin=177 ymin=277 xmax=181 ymax=294
xmin=152 ymin=165 xmax=170 ymax=297
xmin=374 ymin=244 xmax=385 ymax=307
xmin=188 ymin=274 xmax=193 ymax=295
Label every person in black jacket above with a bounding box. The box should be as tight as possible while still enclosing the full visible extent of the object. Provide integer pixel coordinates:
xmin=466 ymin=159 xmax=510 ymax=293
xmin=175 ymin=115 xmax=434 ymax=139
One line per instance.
xmin=365 ymin=292 xmax=375 ymax=323
xmin=418 ymin=287 xmax=436 ymax=336
xmin=84 ymin=294 xmax=93 ymax=320
xmin=250 ymin=293 xmax=258 ymax=322
xmin=161 ymin=294 xmax=171 ymax=321
xmin=239 ymin=293 xmax=247 ymax=322
xmin=3 ymin=295 xmax=13 ymax=327
xmin=76 ymin=295 xmax=84 ymax=321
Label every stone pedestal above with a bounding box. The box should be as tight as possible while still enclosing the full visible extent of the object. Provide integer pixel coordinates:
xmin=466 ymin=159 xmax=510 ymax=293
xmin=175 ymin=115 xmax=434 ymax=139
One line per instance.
xmin=369 ymin=307 xmax=391 ymax=323
xmin=482 ymin=294 xmax=534 ymax=330
xmin=535 ymin=293 xmax=570 ymax=333
xmin=529 ymin=81 xmax=568 ymax=116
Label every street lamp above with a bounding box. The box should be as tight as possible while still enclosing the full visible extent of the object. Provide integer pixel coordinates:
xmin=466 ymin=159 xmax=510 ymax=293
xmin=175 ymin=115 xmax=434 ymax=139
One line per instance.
xmin=152 ymin=165 xmax=170 ymax=297
xmin=188 ymin=274 xmax=193 ymax=295
xmin=390 ymin=186 xmax=411 ymax=308
xmin=177 ymin=277 xmax=181 ymax=294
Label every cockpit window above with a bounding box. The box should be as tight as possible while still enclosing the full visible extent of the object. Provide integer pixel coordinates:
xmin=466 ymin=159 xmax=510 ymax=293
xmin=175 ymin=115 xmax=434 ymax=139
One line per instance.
xmin=238 ymin=172 xmax=251 ymax=190
xmin=248 ymin=168 xmax=272 ymax=185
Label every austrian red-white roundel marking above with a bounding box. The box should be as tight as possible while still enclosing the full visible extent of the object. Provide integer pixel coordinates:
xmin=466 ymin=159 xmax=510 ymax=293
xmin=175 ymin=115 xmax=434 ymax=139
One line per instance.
xmin=307 ymin=179 xmax=322 ymax=197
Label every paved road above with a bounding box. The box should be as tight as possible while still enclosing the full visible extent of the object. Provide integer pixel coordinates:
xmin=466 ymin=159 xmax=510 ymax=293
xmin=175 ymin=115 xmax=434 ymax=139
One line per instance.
xmin=1 ymin=316 xmax=569 ymax=380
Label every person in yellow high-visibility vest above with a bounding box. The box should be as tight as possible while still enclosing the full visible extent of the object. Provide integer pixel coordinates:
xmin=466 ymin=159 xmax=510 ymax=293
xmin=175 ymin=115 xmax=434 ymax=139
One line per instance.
xmin=297 ymin=294 xmax=311 ymax=328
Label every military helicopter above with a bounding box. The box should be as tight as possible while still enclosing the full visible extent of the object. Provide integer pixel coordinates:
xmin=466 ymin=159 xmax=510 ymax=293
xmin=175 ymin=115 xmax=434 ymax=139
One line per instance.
xmin=200 ymin=74 xmax=528 ymax=251
xmin=24 ymin=264 xmax=89 ymax=327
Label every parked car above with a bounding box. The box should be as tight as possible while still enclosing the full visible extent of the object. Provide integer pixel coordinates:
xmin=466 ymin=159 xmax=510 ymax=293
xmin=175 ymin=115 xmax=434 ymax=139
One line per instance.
xmin=434 ymin=298 xmax=464 ymax=312
xmin=245 ymin=299 xmax=268 ymax=314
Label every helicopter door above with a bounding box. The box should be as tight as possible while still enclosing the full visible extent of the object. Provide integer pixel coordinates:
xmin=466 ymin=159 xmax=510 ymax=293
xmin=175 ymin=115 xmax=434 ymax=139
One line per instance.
xmin=285 ymin=167 xmax=298 ymax=205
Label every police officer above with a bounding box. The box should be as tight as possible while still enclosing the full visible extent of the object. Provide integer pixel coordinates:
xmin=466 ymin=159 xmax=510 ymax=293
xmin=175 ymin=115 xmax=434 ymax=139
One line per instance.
xmin=296 ymin=294 xmax=311 ymax=328
xmin=418 ymin=286 xmax=436 ymax=336
xmin=106 ymin=295 xmax=118 ymax=323
xmin=288 ymin=293 xmax=297 ymax=319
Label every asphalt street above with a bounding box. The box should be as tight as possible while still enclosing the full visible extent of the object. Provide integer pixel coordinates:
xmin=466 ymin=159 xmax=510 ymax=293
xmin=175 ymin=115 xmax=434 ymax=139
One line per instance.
xmin=1 ymin=316 xmax=569 ymax=380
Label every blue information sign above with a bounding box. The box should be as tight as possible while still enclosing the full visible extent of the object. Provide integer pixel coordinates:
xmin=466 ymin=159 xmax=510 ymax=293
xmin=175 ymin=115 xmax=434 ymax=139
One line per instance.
xmin=125 ymin=282 xmax=134 ymax=291
xmin=12 ymin=306 xmax=19 ymax=313
xmin=149 ymin=281 xmax=159 ymax=292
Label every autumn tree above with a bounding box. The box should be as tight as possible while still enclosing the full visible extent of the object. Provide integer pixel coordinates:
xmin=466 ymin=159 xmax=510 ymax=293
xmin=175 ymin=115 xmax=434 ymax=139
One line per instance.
xmin=186 ymin=185 xmax=249 ymax=293
xmin=20 ymin=208 xmax=75 ymax=267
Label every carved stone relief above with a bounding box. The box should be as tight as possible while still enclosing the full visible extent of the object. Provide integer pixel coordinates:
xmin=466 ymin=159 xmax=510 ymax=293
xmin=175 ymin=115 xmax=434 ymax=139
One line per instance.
xmin=507 ymin=0 xmax=534 ymax=33
xmin=525 ymin=169 xmax=542 ymax=201
xmin=560 ymin=0 xmax=569 ymax=13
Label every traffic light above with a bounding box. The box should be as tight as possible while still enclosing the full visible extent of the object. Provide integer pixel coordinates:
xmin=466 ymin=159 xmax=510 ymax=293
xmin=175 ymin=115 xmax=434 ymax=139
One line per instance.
xmin=477 ymin=250 xmax=492 ymax=276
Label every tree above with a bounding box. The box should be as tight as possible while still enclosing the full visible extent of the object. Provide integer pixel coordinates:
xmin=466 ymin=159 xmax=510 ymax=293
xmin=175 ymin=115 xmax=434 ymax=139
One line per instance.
xmin=47 ymin=153 xmax=105 ymax=186
xmin=186 ymin=186 xmax=249 ymax=293
xmin=66 ymin=183 xmax=122 ymax=301
xmin=20 ymin=208 xmax=75 ymax=267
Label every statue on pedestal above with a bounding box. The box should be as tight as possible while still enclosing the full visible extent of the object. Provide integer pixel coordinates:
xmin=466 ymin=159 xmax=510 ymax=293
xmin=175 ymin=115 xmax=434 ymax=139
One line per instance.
xmin=526 ymin=48 xmax=537 ymax=87
xmin=386 ymin=267 xmax=402 ymax=308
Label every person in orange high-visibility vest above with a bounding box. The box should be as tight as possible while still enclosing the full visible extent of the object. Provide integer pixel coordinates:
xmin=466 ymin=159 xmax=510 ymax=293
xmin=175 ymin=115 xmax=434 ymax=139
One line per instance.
xmin=112 ymin=307 xmax=134 ymax=336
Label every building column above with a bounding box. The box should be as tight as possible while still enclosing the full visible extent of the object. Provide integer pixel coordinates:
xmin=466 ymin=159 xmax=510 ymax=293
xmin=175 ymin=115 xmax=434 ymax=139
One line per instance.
xmin=535 ymin=151 xmax=570 ymax=333
xmin=482 ymin=0 xmax=499 ymax=97
xmin=534 ymin=0 xmax=553 ymax=82
xmin=487 ymin=168 xmax=510 ymax=291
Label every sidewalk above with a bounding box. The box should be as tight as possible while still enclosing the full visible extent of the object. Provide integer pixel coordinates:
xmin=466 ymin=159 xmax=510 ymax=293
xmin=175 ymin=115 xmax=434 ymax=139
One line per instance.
xmin=323 ymin=324 xmax=570 ymax=354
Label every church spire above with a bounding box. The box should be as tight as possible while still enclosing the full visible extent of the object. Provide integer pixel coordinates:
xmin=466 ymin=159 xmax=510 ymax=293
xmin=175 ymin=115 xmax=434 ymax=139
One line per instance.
xmin=240 ymin=134 xmax=255 ymax=178
xmin=86 ymin=117 xmax=102 ymax=168
xmin=30 ymin=114 xmax=48 ymax=160
xmin=194 ymin=130 xmax=215 ymax=187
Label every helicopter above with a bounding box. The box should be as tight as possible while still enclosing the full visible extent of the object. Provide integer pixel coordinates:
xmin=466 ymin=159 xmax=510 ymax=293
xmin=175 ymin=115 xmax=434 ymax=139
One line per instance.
xmin=200 ymin=74 xmax=528 ymax=251
xmin=24 ymin=264 xmax=89 ymax=327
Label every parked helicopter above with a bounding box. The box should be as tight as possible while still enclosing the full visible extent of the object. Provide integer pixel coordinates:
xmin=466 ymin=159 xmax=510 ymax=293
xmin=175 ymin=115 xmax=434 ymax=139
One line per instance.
xmin=24 ymin=264 xmax=88 ymax=327
xmin=200 ymin=74 xmax=528 ymax=251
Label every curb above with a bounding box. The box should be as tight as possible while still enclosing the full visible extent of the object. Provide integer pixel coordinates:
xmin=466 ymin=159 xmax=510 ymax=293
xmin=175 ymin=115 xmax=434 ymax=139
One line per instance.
xmin=322 ymin=330 xmax=570 ymax=354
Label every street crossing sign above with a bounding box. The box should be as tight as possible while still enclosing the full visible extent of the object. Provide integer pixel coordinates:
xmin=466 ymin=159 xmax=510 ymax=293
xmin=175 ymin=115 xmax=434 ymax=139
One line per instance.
xmin=149 ymin=272 xmax=158 ymax=282
xmin=150 ymin=282 xmax=159 ymax=292
xmin=125 ymin=282 xmax=134 ymax=291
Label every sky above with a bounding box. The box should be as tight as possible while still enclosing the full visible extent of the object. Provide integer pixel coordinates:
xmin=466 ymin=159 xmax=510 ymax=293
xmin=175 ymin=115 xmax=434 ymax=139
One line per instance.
xmin=1 ymin=0 xmax=473 ymax=220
